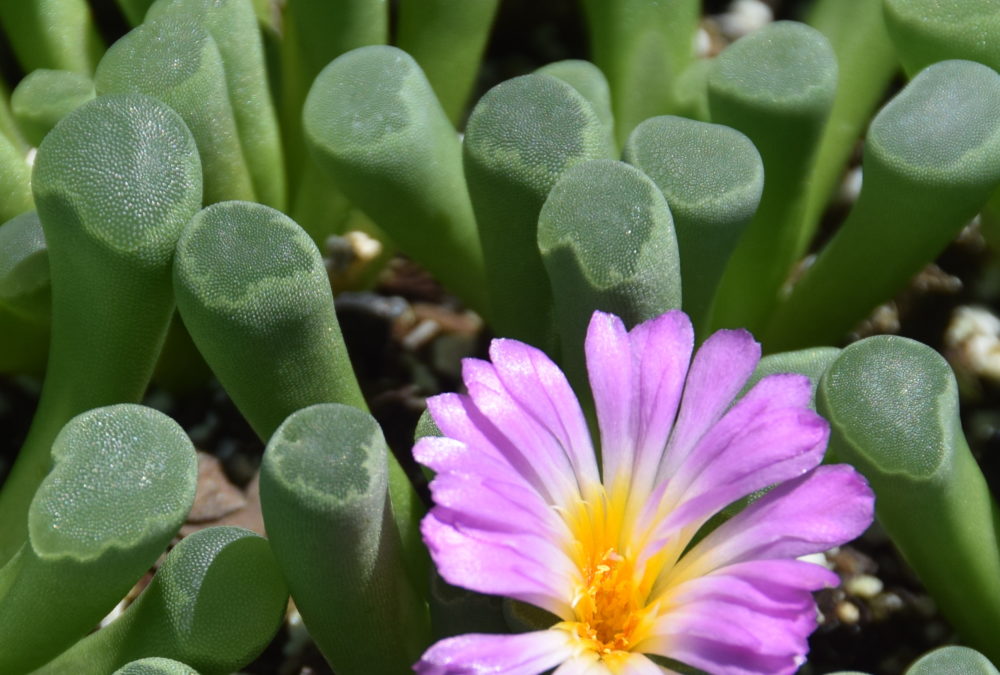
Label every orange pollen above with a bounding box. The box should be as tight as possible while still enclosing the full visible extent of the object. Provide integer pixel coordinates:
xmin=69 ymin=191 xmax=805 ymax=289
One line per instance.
xmin=569 ymin=548 xmax=642 ymax=655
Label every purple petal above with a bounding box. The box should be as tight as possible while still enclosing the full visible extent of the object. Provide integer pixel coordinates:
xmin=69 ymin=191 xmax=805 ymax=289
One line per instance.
xmin=490 ymin=338 xmax=600 ymax=490
xmin=585 ymin=312 xmax=637 ymax=487
xmin=659 ymin=329 xmax=761 ymax=481
xmin=421 ymin=513 xmax=577 ymax=617
xmin=414 ymin=630 xmax=574 ymax=674
xmin=676 ymin=465 xmax=874 ymax=577
xmin=462 ymin=357 xmax=582 ymax=505
xmin=626 ymin=311 xmax=694 ymax=499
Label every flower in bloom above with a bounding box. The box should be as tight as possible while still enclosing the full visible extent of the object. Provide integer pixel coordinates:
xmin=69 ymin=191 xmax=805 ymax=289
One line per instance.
xmin=413 ymin=310 xmax=875 ymax=675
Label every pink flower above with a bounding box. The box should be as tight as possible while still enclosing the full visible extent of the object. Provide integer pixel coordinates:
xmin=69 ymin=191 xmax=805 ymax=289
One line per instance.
xmin=414 ymin=310 xmax=874 ymax=674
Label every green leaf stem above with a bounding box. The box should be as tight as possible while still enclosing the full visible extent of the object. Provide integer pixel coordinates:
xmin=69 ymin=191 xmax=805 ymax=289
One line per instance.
xmin=802 ymin=0 xmax=898 ymax=234
xmin=580 ymin=0 xmax=699 ymax=145
xmin=0 ymin=0 xmax=103 ymax=75
xmin=396 ymin=0 xmax=499 ymax=125
xmin=0 ymin=405 xmax=197 ymax=673
xmin=95 ymin=15 xmax=255 ymax=205
xmin=464 ymin=73 xmax=614 ymax=350
xmin=260 ymin=404 xmax=430 ymax=673
xmin=0 ymin=94 xmax=202 ymax=565
xmin=623 ymin=116 xmax=763 ymax=334
xmin=303 ymin=46 xmax=488 ymax=313
xmin=538 ymin=158 xmax=681 ymax=390
xmin=37 ymin=527 xmax=287 ymax=674
xmin=708 ymin=21 xmax=837 ymax=335
xmin=767 ymin=60 xmax=1000 ymax=350
xmin=818 ymin=336 xmax=1000 ymax=662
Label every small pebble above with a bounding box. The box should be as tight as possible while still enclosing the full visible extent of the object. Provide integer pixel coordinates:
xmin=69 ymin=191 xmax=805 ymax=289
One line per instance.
xmin=870 ymin=591 xmax=904 ymax=621
xmin=845 ymin=574 xmax=884 ymax=599
xmin=835 ymin=601 xmax=861 ymax=624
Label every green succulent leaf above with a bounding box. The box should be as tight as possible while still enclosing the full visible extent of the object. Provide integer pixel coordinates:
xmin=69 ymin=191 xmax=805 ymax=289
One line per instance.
xmin=708 ymin=21 xmax=837 ymax=335
xmin=464 ymin=73 xmax=615 ymax=350
xmin=536 ymin=60 xmax=616 ymax=153
xmin=113 ymin=658 xmax=199 ymax=675
xmin=95 ymin=15 xmax=255 ymax=204
xmin=260 ymin=403 xmax=430 ymax=673
xmin=0 ymin=94 xmax=202 ymax=565
xmin=174 ymin=200 xmax=365 ymax=438
xmin=10 ymin=69 xmax=95 ymax=147
xmin=0 ymin=405 xmax=197 ymax=673
xmin=0 ymin=129 xmax=32 ymax=224
xmin=768 ymin=59 xmax=1000 ymax=350
xmin=396 ymin=0 xmax=499 ymax=125
xmin=623 ymin=115 xmax=763 ymax=333
xmin=818 ymin=336 xmax=1000 ymax=661
xmin=0 ymin=210 xmax=49 ymax=323
xmin=905 ymin=646 xmax=1000 ymax=675
xmin=883 ymin=0 xmax=1000 ymax=76
xmin=304 ymin=45 xmax=488 ymax=313
xmin=0 ymin=0 xmax=103 ymax=75
xmin=38 ymin=527 xmax=287 ymax=675
xmin=538 ymin=158 xmax=681 ymax=390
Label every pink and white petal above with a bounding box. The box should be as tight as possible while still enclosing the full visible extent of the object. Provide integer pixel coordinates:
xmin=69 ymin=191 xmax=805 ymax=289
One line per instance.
xmin=414 ymin=630 xmax=575 ymax=675
xmin=585 ymin=311 xmax=638 ymax=487
xmin=626 ymin=311 xmax=694 ymax=502
xmin=414 ymin=436 xmax=520 ymax=486
xmin=673 ymin=465 xmax=874 ymax=580
xmin=662 ymin=571 xmax=818 ymax=616
xmin=428 ymin=469 xmax=569 ymax=540
xmin=659 ymin=329 xmax=761 ymax=480
xmin=463 ymin=358 xmax=582 ymax=506
xmin=551 ymin=653 xmax=603 ymax=675
xmin=669 ymin=373 xmax=816 ymax=489
xmin=640 ymin=618 xmax=806 ymax=675
xmin=650 ymin=406 xmax=829 ymax=545
xmin=490 ymin=338 xmax=600 ymax=488
xmin=615 ymin=653 xmax=676 ymax=675
xmin=422 ymin=513 xmax=578 ymax=618
xmin=719 ymin=559 xmax=840 ymax=593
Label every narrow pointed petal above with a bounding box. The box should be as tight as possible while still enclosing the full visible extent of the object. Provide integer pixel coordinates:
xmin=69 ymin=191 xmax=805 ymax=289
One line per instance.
xmin=421 ymin=513 xmax=577 ymax=617
xmin=660 ymin=329 xmax=760 ymax=479
xmin=585 ymin=311 xmax=637 ymax=486
xmin=675 ymin=465 xmax=874 ymax=578
xmin=415 ymin=630 xmax=576 ymax=675
xmin=491 ymin=338 xmax=600 ymax=489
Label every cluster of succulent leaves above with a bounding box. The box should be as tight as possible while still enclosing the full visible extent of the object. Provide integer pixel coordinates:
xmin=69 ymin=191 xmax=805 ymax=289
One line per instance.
xmin=1 ymin=0 xmax=1000 ymax=672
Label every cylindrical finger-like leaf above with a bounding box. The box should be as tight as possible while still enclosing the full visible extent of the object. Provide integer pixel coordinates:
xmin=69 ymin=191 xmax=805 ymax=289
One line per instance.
xmin=802 ymin=0 xmax=898 ymax=233
xmin=741 ymin=346 xmax=840 ymax=409
xmin=624 ymin=116 xmax=763 ymax=333
xmin=396 ymin=0 xmax=498 ymax=125
xmin=146 ymin=0 xmax=286 ymax=210
xmin=905 ymin=646 xmax=1000 ymax=675
xmin=464 ymin=73 xmax=614 ymax=350
xmin=174 ymin=201 xmax=365 ymax=438
xmin=0 ymin=94 xmax=202 ymax=565
xmin=536 ymin=60 xmax=616 ymax=152
xmin=10 ymin=69 xmax=95 ymax=147
xmin=260 ymin=404 xmax=430 ymax=673
xmin=817 ymin=336 xmax=1000 ymax=661
xmin=538 ymin=159 xmax=680 ymax=389
xmin=38 ymin=527 xmax=287 ymax=674
xmin=580 ymin=0 xmax=699 ymax=145
xmin=768 ymin=60 xmax=1000 ymax=350
xmin=304 ymin=46 xmax=488 ymax=313
xmin=0 ymin=0 xmax=103 ymax=74
xmin=708 ymin=21 xmax=837 ymax=335
xmin=96 ymin=15 xmax=255 ymax=204
xmin=0 ymin=405 xmax=197 ymax=673
xmin=883 ymin=0 xmax=1000 ymax=76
